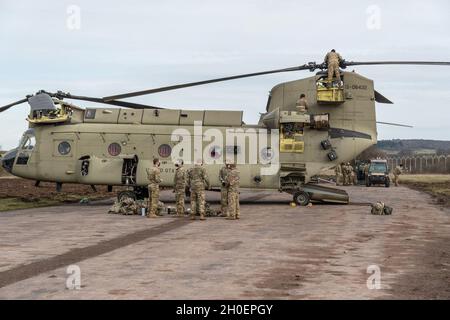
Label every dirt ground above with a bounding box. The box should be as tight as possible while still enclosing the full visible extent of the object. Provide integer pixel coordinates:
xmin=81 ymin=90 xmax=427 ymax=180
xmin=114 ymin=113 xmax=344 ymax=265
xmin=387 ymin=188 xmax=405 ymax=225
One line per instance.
xmin=0 ymin=185 xmax=449 ymax=300
xmin=0 ymin=178 xmax=123 ymax=199
xmin=0 ymin=178 xmax=126 ymax=211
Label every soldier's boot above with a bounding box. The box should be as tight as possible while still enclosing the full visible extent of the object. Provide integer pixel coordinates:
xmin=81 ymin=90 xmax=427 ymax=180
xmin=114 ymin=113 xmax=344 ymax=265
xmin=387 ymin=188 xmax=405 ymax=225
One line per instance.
xmin=226 ymin=215 xmax=235 ymax=220
xmin=148 ymin=214 xmax=158 ymax=218
xmin=190 ymin=215 xmax=196 ymax=220
xmin=199 ymin=215 xmax=206 ymax=221
xmin=176 ymin=207 xmax=185 ymax=217
xmin=218 ymin=206 xmax=226 ymax=217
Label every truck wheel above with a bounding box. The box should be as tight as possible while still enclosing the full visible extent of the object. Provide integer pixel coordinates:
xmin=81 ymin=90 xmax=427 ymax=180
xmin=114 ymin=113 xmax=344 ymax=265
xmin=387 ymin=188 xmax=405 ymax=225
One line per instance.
xmin=366 ymin=181 xmax=371 ymax=187
xmin=118 ymin=190 xmax=136 ymax=202
xmin=293 ymin=191 xmax=310 ymax=206
xmin=385 ymin=181 xmax=390 ymax=188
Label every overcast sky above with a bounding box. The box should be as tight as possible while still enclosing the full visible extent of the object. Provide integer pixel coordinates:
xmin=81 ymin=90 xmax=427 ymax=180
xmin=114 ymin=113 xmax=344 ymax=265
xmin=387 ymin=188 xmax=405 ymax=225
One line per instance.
xmin=1 ymin=0 xmax=449 ymax=149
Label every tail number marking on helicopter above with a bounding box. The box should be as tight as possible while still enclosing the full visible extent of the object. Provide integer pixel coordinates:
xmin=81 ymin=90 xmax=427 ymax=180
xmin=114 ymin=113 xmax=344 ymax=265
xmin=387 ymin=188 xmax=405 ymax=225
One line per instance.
xmin=345 ymin=84 xmax=368 ymax=90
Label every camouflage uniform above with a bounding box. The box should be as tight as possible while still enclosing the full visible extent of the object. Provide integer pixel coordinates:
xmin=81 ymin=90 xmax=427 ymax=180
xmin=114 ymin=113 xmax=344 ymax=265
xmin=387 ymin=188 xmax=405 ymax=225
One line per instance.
xmin=335 ymin=164 xmax=343 ymax=186
xmin=342 ymin=163 xmax=350 ymax=185
xmin=188 ymin=165 xmax=210 ymax=220
xmin=146 ymin=166 xmax=162 ymax=217
xmin=108 ymin=198 xmax=139 ymax=215
xmin=219 ymin=165 xmax=230 ymax=215
xmin=173 ymin=165 xmax=186 ymax=216
xmin=364 ymin=163 xmax=370 ymax=184
xmin=226 ymin=166 xmax=240 ymax=219
xmin=350 ymin=167 xmax=357 ymax=185
xmin=371 ymin=202 xmax=392 ymax=215
xmin=393 ymin=165 xmax=402 ymax=187
xmin=344 ymin=163 xmax=353 ymax=185
xmin=295 ymin=97 xmax=308 ymax=113
xmin=371 ymin=202 xmax=385 ymax=215
xmin=324 ymin=51 xmax=343 ymax=84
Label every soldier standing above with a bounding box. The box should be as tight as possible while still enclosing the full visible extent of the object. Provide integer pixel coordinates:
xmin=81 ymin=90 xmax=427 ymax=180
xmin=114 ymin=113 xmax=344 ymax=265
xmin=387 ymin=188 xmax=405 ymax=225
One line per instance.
xmin=346 ymin=162 xmax=355 ymax=185
xmin=219 ymin=163 xmax=230 ymax=216
xmin=335 ymin=163 xmax=343 ymax=186
xmin=364 ymin=162 xmax=370 ymax=184
xmin=173 ymin=159 xmax=186 ymax=217
xmin=341 ymin=162 xmax=349 ymax=186
xmin=351 ymin=166 xmax=358 ymax=185
xmin=324 ymin=49 xmax=343 ymax=86
xmin=188 ymin=160 xmax=210 ymax=221
xmin=393 ymin=164 xmax=403 ymax=187
xmin=226 ymin=164 xmax=240 ymax=220
xmin=146 ymin=158 xmax=162 ymax=218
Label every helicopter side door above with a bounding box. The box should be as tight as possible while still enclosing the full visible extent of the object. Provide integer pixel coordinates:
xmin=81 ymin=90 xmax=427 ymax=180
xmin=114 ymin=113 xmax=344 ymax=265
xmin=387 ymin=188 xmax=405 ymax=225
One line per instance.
xmin=47 ymin=133 xmax=79 ymax=183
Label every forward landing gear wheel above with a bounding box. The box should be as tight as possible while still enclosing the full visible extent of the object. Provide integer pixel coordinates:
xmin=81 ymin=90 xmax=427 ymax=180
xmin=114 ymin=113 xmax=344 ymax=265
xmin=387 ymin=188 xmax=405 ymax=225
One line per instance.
xmin=293 ymin=191 xmax=310 ymax=206
xmin=117 ymin=190 xmax=136 ymax=202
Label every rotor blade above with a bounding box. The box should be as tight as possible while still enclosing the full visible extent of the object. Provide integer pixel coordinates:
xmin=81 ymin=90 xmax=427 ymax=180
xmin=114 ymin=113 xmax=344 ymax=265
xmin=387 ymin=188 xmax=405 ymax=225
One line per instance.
xmin=344 ymin=61 xmax=450 ymax=68
xmin=376 ymin=121 xmax=413 ymax=128
xmin=48 ymin=92 xmax=163 ymax=110
xmin=0 ymin=98 xmax=28 ymax=113
xmin=103 ymin=64 xmax=315 ymax=101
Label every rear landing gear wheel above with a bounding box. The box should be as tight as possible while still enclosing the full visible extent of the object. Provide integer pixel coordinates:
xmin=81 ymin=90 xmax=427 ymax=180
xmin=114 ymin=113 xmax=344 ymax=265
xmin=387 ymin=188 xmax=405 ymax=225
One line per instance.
xmin=293 ymin=191 xmax=310 ymax=206
xmin=117 ymin=190 xmax=136 ymax=202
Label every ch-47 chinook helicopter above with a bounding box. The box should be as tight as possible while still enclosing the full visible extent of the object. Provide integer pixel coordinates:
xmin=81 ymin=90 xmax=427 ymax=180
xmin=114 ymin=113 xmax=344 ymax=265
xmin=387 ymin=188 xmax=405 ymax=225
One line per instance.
xmin=1 ymin=58 xmax=449 ymax=206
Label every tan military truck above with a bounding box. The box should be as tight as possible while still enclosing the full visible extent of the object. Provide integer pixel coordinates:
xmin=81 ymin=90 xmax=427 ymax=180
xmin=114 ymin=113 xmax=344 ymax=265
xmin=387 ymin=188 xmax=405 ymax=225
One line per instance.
xmin=366 ymin=159 xmax=390 ymax=188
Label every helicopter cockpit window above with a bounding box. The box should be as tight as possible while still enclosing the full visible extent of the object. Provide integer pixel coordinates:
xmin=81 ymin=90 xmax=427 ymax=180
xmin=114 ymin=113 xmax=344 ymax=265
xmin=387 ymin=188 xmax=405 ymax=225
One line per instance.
xmin=20 ymin=135 xmax=36 ymax=150
xmin=16 ymin=133 xmax=35 ymax=165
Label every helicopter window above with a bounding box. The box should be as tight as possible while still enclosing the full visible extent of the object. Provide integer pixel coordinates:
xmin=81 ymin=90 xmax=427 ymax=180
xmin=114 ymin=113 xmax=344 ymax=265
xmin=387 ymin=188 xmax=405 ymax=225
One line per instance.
xmin=58 ymin=141 xmax=72 ymax=155
xmin=16 ymin=153 xmax=30 ymax=165
xmin=108 ymin=143 xmax=122 ymax=156
xmin=21 ymin=136 xmax=36 ymax=150
xmin=85 ymin=109 xmax=96 ymax=119
xmin=209 ymin=146 xmax=222 ymax=159
xmin=226 ymin=145 xmax=240 ymax=155
xmin=260 ymin=147 xmax=274 ymax=161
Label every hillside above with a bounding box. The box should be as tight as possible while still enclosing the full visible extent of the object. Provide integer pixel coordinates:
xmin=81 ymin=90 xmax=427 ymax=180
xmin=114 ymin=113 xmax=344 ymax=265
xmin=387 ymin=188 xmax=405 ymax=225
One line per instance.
xmin=377 ymin=139 xmax=450 ymax=156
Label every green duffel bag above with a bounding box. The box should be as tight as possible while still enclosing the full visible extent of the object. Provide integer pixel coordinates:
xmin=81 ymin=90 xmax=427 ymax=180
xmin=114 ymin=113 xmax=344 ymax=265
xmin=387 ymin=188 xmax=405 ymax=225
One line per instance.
xmin=383 ymin=205 xmax=393 ymax=215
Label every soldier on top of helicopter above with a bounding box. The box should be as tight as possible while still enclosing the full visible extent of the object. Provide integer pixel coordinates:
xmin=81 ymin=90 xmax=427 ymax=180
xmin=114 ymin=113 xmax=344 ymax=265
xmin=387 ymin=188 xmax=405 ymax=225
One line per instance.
xmin=324 ymin=49 xmax=343 ymax=87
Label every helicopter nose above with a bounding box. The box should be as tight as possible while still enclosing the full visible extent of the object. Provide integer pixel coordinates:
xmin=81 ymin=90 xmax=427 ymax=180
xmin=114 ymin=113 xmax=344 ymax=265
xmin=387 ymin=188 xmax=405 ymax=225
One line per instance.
xmin=1 ymin=148 xmax=17 ymax=174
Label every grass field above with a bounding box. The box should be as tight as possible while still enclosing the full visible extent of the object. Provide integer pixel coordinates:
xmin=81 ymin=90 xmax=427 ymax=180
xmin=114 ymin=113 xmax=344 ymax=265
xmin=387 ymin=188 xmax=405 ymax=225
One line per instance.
xmin=0 ymin=151 xmax=8 ymax=177
xmin=400 ymin=174 xmax=450 ymax=183
xmin=0 ymin=197 xmax=63 ymax=211
xmin=0 ymin=151 xmax=5 ymax=176
xmin=400 ymin=174 xmax=450 ymax=207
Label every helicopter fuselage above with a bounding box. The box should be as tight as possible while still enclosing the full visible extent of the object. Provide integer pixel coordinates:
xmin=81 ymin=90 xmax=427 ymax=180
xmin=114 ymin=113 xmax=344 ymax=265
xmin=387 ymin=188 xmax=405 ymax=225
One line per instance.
xmin=2 ymin=71 xmax=379 ymax=198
